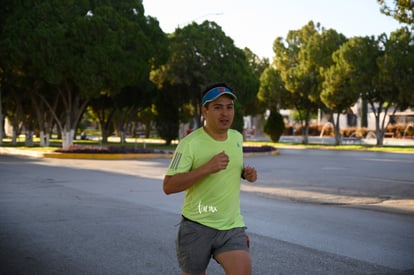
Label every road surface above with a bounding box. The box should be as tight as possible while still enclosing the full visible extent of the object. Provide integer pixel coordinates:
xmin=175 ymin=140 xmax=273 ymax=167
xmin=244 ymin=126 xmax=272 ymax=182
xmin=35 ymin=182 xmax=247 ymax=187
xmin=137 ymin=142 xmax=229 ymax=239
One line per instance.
xmin=0 ymin=149 xmax=413 ymax=274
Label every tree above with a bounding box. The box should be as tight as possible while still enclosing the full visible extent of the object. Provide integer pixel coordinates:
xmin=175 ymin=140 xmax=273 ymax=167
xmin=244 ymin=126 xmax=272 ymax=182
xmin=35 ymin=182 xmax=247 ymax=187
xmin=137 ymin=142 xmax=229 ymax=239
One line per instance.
xmin=377 ymin=27 xmax=414 ymax=109
xmin=154 ymin=84 xmax=180 ymax=145
xmin=89 ymin=84 xmax=156 ymax=144
xmin=321 ymin=64 xmax=359 ymax=145
xmin=0 ymin=0 xmax=16 ymax=145
xmin=311 ymin=30 xmax=359 ymax=145
xmin=243 ymin=48 xmax=269 ymax=116
xmin=305 ymin=29 xmax=347 ymax=145
xmin=372 ymin=27 xmax=414 ymax=145
xmin=258 ymin=67 xmax=284 ymax=113
xmin=273 ymin=22 xmax=319 ymax=144
xmin=137 ymin=105 xmax=157 ymax=138
xmin=88 ymin=93 xmax=116 ymax=143
xmin=112 ymin=83 xmax=155 ymax=143
xmin=378 ymin=0 xmax=414 ymax=26
xmin=273 ymin=21 xmax=345 ymax=144
xmin=329 ymin=29 xmax=413 ymax=146
xmin=1 ymin=0 xmax=167 ymax=148
xmin=151 ymin=20 xmax=259 ymax=142
xmin=320 ymin=36 xmax=374 ymax=145
xmin=29 ymin=81 xmax=58 ymax=146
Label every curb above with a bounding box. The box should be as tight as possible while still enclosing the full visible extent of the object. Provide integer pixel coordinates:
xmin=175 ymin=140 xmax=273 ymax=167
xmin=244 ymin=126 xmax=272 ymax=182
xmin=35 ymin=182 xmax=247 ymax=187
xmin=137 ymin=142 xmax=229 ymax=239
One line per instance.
xmin=43 ymin=152 xmax=173 ymax=159
xmin=1 ymin=147 xmax=279 ymax=160
xmin=243 ymin=150 xmax=280 ymax=157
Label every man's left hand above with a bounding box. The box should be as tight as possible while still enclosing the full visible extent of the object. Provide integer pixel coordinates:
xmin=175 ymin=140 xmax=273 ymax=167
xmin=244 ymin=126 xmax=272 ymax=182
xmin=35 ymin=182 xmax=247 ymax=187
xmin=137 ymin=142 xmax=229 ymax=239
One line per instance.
xmin=242 ymin=166 xmax=257 ymax=182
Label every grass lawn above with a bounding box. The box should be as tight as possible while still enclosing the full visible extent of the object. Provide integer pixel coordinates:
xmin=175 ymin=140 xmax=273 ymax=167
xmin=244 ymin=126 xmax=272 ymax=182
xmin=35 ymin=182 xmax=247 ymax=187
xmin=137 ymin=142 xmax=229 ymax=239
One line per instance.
xmin=2 ymin=136 xmax=414 ymax=154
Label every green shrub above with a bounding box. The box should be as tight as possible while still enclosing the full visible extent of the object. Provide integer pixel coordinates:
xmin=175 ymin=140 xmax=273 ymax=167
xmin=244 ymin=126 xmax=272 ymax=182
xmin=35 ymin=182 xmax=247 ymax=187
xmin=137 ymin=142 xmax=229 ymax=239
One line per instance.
xmin=264 ymin=111 xmax=285 ymax=142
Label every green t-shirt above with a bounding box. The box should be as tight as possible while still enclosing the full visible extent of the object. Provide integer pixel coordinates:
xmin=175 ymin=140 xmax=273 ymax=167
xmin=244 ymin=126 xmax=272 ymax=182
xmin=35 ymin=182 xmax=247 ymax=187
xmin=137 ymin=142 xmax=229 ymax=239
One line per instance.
xmin=166 ymin=127 xmax=245 ymax=230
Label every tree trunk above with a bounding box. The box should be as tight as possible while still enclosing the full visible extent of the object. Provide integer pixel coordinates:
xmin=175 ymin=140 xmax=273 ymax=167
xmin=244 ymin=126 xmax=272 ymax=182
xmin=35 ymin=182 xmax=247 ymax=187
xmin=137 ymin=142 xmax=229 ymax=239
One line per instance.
xmin=120 ymin=130 xmax=127 ymax=144
xmin=375 ymin=115 xmax=384 ymax=146
xmin=25 ymin=130 xmax=34 ymax=146
xmin=31 ymin=92 xmax=54 ymax=147
xmin=11 ymin=128 xmax=18 ymax=145
xmin=39 ymin=130 xmax=50 ymax=147
xmin=0 ymin=112 xmax=3 ymax=146
xmin=56 ymin=83 xmax=88 ymax=149
xmin=302 ymin=122 xmax=309 ymax=144
xmin=334 ymin=113 xmax=342 ymax=146
xmin=11 ymin=118 xmax=19 ymax=145
xmin=61 ymin=128 xmax=75 ymax=149
xmin=302 ymin=110 xmax=310 ymax=145
xmin=192 ymin=93 xmax=202 ymax=128
xmin=361 ymin=98 xmax=368 ymax=128
xmin=101 ymin=124 xmax=110 ymax=143
xmin=376 ymin=131 xmax=384 ymax=146
xmin=96 ymin=108 xmax=115 ymax=144
xmin=145 ymin=122 xmax=151 ymax=138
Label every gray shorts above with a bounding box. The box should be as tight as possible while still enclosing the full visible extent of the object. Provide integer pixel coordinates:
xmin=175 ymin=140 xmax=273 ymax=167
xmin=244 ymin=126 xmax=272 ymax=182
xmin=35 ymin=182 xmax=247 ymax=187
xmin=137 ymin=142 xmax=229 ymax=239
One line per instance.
xmin=176 ymin=216 xmax=249 ymax=274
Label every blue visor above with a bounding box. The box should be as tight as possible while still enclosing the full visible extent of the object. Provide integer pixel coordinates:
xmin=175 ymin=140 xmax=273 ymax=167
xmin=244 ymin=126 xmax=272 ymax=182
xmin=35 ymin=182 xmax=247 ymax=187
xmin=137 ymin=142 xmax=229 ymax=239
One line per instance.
xmin=201 ymin=86 xmax=237 ymax=106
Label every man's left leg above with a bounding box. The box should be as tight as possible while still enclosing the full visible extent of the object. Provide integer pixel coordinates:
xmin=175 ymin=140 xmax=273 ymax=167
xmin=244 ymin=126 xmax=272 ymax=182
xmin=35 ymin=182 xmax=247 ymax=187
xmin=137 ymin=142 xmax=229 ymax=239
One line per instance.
xmin=215 ymin=250 xmax=251 ymax=275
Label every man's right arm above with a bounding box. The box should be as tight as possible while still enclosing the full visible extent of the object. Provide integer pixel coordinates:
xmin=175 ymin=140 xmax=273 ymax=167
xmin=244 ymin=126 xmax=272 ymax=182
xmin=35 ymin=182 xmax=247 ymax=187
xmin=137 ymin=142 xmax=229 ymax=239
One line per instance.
xmin=163 ymin=151 xmax=229 ymax=195
xmin=163 ymin=165 xmax=210 ymax=195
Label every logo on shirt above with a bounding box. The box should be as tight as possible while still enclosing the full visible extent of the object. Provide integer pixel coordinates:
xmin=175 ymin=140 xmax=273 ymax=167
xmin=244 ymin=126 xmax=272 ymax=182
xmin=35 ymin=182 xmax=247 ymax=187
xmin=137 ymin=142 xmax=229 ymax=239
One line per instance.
xmin=198 ymin=200 xmax=218 ymax=214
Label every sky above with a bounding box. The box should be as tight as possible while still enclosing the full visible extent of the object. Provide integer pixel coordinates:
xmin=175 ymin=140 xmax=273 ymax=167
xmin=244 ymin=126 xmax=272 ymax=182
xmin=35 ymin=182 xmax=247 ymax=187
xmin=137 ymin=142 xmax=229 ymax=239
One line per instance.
xmin=143 ymin=0 xmax=403 ymax=60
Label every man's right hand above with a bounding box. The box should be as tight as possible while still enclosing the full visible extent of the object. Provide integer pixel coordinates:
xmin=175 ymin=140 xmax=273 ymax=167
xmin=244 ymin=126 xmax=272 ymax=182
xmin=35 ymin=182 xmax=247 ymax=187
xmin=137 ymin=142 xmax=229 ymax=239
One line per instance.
xmin=207 ymin=151 xmax=229 ymax=173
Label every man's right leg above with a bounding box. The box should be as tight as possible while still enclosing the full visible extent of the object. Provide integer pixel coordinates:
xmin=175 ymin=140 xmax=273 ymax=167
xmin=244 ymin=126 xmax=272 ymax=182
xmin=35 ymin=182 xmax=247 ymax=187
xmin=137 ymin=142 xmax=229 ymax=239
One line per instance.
xmin=176 ymin=218 xmax=214 ymax=275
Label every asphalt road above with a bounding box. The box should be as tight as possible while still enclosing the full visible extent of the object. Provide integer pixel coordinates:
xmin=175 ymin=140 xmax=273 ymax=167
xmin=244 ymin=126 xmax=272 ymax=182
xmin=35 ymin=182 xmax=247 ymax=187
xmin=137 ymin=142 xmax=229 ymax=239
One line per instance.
xmin=0 ymin=149 xmax=413 ymax=274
